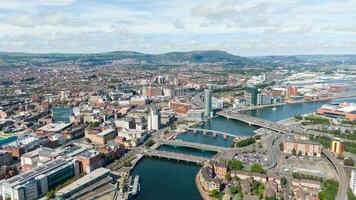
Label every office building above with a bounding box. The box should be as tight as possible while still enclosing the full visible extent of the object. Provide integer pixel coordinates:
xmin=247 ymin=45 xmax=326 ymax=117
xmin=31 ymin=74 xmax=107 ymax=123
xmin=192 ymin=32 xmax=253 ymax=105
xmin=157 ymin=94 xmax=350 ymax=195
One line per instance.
xmin=147 ymin=108 xmax=161 ymax=130
xmin=212 ymin=97 xmax=224 ymax=110
xmin=204 ymin=89 xmax=212 ymax=117
xmin=244 ymin=86 xmax=259 ymax=106
xmin=75 ymin=150 xmax=102 ymax=174
xmin=55 ymin=168 xmax=118 ymax=200
xmin=0 ymin=158 xmax=79 ymax=200
xmin=350 ymin=170 xmax=356 ymax=196
xmin=187 ymin=110 xmax=204 ymax=121
xmin=85 ymin=128 xmax=117 ymax=145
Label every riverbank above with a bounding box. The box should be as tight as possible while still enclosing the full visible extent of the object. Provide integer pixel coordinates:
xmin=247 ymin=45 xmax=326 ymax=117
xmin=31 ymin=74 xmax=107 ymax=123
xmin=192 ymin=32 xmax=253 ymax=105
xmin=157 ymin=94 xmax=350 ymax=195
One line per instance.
xmin=195 ymin=169 xmax=214 ymax=200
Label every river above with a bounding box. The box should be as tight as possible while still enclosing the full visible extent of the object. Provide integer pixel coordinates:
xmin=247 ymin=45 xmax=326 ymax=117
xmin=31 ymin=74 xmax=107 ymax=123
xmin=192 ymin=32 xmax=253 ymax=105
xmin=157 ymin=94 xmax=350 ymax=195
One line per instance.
xmin=132 ymin=97 xmax=356 ymax=200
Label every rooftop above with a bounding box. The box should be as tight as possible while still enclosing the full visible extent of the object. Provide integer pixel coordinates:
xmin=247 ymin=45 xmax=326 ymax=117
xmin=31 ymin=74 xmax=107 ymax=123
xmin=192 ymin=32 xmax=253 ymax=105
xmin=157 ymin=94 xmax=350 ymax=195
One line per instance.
xmin=38 ymin=122 xmax=72 ymax=132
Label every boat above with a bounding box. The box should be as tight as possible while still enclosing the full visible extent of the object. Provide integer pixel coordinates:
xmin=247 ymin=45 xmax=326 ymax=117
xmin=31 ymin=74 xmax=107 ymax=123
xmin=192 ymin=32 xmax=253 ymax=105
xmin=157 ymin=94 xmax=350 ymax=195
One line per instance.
xmin=271 ymin=107 xmax=277 ymax=110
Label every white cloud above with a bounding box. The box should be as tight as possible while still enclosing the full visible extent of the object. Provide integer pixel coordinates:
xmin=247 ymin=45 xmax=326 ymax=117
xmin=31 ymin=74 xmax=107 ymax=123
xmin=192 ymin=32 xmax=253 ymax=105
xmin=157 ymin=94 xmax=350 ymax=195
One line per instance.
xmin=0 ymin=0 xmax=355 ymax=55
xmin=173 ymin=19 xmax=185 ymax=29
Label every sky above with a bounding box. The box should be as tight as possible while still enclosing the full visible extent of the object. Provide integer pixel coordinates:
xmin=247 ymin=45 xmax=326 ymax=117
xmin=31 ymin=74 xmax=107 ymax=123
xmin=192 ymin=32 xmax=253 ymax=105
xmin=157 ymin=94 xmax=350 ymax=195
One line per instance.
xmin=0 ymin=0 xmax=356 ymax=56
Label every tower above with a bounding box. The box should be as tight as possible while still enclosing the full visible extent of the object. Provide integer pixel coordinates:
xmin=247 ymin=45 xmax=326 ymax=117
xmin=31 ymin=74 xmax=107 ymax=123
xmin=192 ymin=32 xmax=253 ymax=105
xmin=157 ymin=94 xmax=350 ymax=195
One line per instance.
xmin=204 ymin=89 xmax=212 ymax=117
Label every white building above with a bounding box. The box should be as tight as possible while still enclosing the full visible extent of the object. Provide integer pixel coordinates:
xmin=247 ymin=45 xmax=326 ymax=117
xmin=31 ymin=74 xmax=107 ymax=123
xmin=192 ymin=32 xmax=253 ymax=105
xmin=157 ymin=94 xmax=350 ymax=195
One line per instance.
xmin=350 ymin=170 xmax=356 ymax=196
xmin=147 ymin=109 xmax=161 ymax=131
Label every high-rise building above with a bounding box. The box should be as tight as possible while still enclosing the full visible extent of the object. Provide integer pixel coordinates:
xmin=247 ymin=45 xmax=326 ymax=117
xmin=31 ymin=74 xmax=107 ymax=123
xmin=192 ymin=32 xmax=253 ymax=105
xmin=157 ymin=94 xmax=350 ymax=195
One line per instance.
xmin=350 ymin=170 xmax=356 ymax=196
xmin=204 ymin=89 xmax=212 ymax=117
xmin=244 ymin=86 xmax=259 ymax=106
xmin=147 ymin=108 xmax=161 ymax=130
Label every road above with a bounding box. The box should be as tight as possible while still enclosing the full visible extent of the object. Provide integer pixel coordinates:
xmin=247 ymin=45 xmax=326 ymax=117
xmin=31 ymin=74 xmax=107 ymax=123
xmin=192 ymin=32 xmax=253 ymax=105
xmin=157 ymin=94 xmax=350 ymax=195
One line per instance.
xmin=322 ymin=149 xmax=348 ymax=200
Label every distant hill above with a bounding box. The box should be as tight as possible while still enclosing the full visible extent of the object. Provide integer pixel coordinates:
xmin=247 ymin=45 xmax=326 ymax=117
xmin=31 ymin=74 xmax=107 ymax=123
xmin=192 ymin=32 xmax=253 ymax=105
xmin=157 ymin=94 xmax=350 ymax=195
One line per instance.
xmin=0 ymin=50 xmax=355 ymax=68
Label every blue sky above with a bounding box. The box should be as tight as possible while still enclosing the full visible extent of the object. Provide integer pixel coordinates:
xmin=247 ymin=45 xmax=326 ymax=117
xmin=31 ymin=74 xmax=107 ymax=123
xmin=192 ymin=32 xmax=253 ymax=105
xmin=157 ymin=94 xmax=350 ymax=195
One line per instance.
xmin=0 ymin=0 xmax=356 ymax=56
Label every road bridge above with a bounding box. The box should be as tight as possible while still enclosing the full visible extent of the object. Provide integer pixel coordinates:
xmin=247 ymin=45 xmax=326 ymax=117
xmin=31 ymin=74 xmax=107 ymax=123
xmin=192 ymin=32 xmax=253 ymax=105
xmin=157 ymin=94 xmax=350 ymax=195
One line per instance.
xmin=158 ymin=139 xmax=230 ymax=152
xmin=144 ymin=150 xmax=208 ymax=164
xmin=218 ymin=111 xmax=306 ymax=135
xmin=187 ymin=127 xmax=245 ymax=139
xmin=322 ymin=149 xmax=348 ymax=200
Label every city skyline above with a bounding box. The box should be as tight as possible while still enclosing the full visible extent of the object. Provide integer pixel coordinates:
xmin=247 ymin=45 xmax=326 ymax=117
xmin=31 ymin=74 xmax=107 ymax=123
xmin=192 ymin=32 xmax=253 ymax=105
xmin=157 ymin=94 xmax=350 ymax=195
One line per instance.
xmin=1 ymin=0 xmax=356 ymax=56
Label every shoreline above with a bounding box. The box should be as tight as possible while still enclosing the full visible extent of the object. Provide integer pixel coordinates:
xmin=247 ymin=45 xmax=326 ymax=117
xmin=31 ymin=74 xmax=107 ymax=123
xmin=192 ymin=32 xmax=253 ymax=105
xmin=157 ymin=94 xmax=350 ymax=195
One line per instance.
xmin=195 ymin=169 xmax=214 ymax=200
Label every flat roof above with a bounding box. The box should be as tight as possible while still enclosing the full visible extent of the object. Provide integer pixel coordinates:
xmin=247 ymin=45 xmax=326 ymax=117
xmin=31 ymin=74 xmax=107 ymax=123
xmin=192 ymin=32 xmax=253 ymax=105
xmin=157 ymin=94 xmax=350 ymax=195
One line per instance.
xmin=56 ymin=168 xmax=111 ymax=195
xmin=97 ymin=128 xmax=115 ymax=136
xmin=38 ymin=123 xmax=72 ymax=132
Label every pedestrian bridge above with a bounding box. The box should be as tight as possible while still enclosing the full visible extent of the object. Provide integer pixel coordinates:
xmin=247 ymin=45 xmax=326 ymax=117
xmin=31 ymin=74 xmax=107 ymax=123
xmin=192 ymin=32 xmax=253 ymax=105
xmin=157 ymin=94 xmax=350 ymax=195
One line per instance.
xmin=158 ymin=139 xmax=231 ymax=152
xmin=144 ymin=150 xmax=208 ymax=164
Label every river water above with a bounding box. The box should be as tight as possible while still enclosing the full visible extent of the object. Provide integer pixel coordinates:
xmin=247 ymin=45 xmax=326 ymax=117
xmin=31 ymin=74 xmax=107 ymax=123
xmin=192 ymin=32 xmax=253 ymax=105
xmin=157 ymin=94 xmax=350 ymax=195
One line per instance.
xmin=132 ymin=97 xmax=356 ymax=200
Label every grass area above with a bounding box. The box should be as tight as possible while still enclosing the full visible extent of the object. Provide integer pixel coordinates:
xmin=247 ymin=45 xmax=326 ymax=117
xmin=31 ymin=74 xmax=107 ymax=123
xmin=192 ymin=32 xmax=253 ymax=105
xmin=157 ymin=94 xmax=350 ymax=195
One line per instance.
xmin=292 ymin=172 xmax=323 ymax=182
xmin=312 ymin=128 xmax=356 ymax=141
xmin=341 ymin=120 xmax=356 ymax=126
xmin=310 ymin=135 xmax=331 ymax=148
xmin=209 ymin=189 xmax=224 ymax=200
xmin=45 ymin=174 xmax=85 ymax=199
xmin=213 ymin=91 xmax=241 ymax=98
xmin=302 ymin=114 xmax=332 ymax=125
xmin=348 ymin=188 xmax=356 ymax=200
xmin=318 ymin=179 xmax=339 ymax=200
xmin=234 ymin=137 xmax=256 ymax=147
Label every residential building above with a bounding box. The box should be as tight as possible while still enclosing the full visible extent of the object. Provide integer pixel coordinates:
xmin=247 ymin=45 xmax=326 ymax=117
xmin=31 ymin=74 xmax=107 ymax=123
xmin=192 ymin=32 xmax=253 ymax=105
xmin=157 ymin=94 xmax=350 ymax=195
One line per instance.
xmin=350 ymin=170 xmax=356 ymax=196
xmin=283 ymin=138 xmax=322 ymax=157
xmin=329 ymin=138 xmax=345 ymax=154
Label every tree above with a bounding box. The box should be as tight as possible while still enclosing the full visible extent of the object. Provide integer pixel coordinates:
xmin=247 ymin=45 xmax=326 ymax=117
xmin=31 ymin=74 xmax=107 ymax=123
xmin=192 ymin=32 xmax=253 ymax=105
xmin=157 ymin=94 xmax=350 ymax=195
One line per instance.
xmin=292 ymin=148 xmax=297 ymax=156
xmin=144 ymin=139 xmax=155 ymax=147
xmin=297 ymin=151 xmax=302 ymax=157
xmin=230 ymin=186 xmax=238 ymax=194
xmin=250 ymin=163 xmax=265 ymax=173
xmin=344 ymin=158 xmax=355 ymax=166
xmin=225 ymin=172 xmax=232 ymax=181
xmin=281 ymin=177 xmax=287 ymax=186
xmin=337 ymin=154 xmax=344 ymax=160
xmin=228 ymin=160 xmax=244 ymax=170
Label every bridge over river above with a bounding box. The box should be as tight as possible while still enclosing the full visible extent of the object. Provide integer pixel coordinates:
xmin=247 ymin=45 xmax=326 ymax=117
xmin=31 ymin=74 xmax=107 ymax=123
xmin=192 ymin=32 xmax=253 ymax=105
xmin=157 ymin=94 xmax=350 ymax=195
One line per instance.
xmin=158 ymin=139 xmax=230 ymax=152
xmin=144 ymin=149 xmax=208 ymax=164
xmin=218 ymin=111 xmax=306 ymax=135
xmin=186 ymin=127 xmax=246 ymax=140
